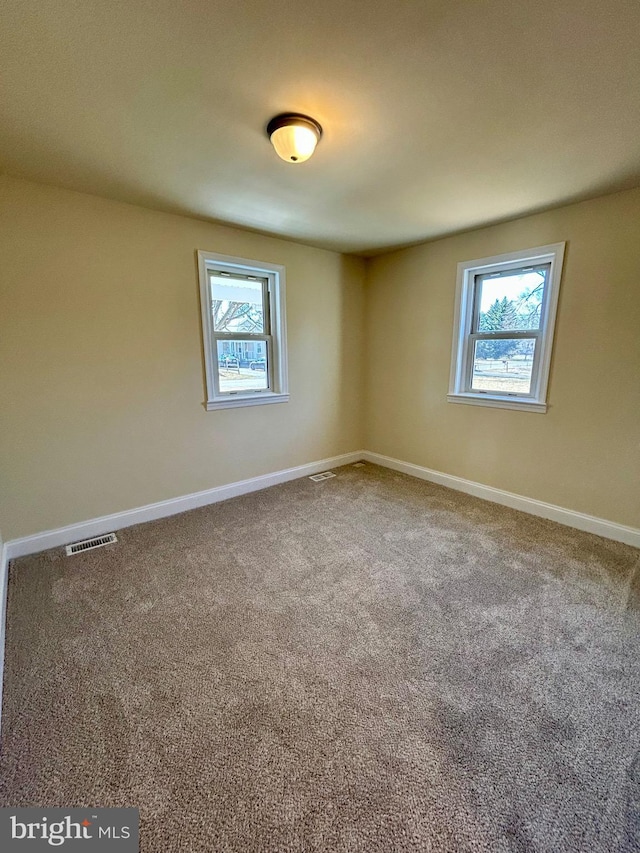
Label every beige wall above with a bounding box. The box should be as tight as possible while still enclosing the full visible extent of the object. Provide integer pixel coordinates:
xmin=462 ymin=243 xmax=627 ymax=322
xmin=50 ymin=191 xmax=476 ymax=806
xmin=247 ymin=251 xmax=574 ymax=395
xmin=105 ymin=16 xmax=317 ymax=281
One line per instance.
xmin=0 ymin=177 xmax=365 ymax=539
xmin=364 ymin=187 xmax=640 ymax=528
xmin=2 ymin=176 xmax=639 ymax=540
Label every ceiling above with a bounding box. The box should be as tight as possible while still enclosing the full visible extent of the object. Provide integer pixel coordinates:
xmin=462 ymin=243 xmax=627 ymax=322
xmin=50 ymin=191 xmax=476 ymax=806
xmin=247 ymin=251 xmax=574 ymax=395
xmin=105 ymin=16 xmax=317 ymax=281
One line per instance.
xmin=2 ymin=0 xmax=640 ymax=255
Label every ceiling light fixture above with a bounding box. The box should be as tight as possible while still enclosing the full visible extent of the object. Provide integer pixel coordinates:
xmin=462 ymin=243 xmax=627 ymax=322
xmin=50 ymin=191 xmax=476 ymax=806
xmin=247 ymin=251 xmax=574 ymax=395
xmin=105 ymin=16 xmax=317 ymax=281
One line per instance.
xmin=266 ymin=113 xmax=322 ymax=164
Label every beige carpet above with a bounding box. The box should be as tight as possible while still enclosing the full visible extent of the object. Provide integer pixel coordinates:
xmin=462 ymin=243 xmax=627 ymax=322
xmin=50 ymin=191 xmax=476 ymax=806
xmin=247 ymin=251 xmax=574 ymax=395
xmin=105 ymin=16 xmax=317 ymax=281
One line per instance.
xmin=1 ymin=463 xmax=639 ymax=852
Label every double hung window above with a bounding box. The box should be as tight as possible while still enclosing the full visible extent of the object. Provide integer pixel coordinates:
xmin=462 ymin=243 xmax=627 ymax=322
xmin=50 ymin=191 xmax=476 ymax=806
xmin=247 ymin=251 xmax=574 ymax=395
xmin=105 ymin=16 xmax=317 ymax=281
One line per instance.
xmin=197 ymin=251 xmax=288 ymax=410
xmin=448 ymin=244 xmax=565 ymax=412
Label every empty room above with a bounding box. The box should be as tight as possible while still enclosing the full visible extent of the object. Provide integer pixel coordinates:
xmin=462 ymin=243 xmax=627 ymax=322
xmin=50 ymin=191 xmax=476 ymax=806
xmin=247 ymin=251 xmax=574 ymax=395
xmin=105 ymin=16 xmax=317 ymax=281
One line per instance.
xmin=1 ymin=1 xmax=639 ymax=850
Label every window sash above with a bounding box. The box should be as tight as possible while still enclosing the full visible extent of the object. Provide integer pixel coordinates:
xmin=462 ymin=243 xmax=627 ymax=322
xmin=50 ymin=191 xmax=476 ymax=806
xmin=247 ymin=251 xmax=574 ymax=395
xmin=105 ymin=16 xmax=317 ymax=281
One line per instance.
xmin=464 ymin=331 xmax=541 ymax=397
xmin=212 ymin=334 xmax=273 ymax=397
xmin=209 ymin=270 xmax=274 ymax=396
xmin=470 ymin=263 xmax=550 ymax=335
xmin=462 ymin=263 xmax=552 ymax=399
xmin=213 ymin=332 xmax=272 ymax=342
xmin=469 ymin=330 xmax=542 ymax=341
xmin=209 ymin=271 xmax=270 ymax=336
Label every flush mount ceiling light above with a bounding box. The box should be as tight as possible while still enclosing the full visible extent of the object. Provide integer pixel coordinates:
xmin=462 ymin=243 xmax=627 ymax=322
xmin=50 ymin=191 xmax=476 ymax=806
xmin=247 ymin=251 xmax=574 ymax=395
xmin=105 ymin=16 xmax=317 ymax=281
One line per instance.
xmin=266 ymin=113 xmax=323 ymax=164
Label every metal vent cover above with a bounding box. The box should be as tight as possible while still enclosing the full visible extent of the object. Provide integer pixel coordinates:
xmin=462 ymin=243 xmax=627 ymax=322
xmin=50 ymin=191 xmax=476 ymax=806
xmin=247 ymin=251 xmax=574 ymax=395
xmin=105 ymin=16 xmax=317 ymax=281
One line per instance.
xmin=65 ymin=532 xmax=117 ymax=556
xmin=309 ymin=471 xmax=336 ymax=482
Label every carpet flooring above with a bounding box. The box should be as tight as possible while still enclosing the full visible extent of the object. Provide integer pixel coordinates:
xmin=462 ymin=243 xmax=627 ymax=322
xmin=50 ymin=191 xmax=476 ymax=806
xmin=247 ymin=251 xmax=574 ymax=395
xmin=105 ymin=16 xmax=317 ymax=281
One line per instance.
xmin=1 ymin=463 xmax=639 ymax=852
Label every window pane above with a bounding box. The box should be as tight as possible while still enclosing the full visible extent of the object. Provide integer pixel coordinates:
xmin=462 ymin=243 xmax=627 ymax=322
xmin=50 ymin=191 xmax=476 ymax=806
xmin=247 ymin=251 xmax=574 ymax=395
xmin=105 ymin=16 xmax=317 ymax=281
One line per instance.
xmin=216 ymin=340 xmax=268 ymax=393
xmin=476 ymin=267 xmax=548 ymax=332
xmin=471 ymin=339 xmax=535 ymax=395
xmin=210 ymin=274 xmax=265 ymax=333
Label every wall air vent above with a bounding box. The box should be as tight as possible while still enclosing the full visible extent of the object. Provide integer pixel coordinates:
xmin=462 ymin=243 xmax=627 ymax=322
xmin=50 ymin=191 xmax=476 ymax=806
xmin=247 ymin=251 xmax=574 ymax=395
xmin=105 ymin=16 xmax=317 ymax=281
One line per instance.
xmin=65 ymin=533 xmax=118 ymax=556
xmin=309 ymin=471 xmax=336 ymax=482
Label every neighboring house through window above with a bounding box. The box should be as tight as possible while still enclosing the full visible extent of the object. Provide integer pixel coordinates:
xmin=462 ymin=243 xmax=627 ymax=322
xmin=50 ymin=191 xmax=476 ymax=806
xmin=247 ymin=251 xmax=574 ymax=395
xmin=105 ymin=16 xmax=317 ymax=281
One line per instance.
xmin=448 ymin=243 xmax=565 ymax=412
xmin=197 ymin=251 xmax=289 ymax=410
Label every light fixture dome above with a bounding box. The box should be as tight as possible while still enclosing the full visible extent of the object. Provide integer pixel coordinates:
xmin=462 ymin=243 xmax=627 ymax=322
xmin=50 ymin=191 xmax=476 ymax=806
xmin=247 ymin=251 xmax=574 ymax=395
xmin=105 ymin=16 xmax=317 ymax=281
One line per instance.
xmin=267 ymin=113 xmax=322 ymax=163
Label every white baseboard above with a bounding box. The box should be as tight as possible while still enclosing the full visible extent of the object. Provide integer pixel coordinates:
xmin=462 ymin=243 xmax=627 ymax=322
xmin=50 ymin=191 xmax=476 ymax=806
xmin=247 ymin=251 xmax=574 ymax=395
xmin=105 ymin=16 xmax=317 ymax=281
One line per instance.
xmin=2 ymin=448 xmax=636 ymax=740
xmin=0 ymin=447 xmax=637 ymax=733
xmin=363 ymin=451 xmax=640 ymax=548
xmin=5 ymin=451 xmax=364 ymax=560
xmin=0 ymin=538 xmax=9 ymax=735
xmin=4 ymin=447 xmax=638 ymax=560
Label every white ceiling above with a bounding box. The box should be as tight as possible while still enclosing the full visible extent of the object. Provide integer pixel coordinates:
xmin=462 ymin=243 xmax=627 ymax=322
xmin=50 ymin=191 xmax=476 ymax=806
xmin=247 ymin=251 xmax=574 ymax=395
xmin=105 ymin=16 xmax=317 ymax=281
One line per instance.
xmin=2 ymin=0 xmax=639 ymax=255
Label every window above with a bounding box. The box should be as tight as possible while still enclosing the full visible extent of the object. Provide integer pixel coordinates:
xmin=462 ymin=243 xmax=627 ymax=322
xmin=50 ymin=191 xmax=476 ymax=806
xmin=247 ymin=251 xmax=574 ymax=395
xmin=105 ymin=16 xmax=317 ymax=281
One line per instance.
xmin=448 ymin=243 xmax=565 ymax=413
xmin=197 ymin=251 xmax=288 ymax=410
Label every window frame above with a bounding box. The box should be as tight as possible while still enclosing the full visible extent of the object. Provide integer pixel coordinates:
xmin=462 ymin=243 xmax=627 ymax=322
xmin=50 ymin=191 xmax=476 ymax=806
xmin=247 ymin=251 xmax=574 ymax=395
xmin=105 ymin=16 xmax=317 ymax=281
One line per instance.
xmin=197 ymin=251 xmax=289 ymax=411
xmin=448 ymin=243 xmax=565 ymax=413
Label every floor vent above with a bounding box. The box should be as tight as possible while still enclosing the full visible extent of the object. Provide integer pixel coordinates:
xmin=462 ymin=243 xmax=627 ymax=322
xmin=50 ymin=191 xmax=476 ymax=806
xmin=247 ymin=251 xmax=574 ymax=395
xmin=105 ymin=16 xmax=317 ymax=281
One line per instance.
xmin=309 ymin=471 xmax=336 ymax=482
xmin=352 ymin=461 xmax=366 ymax=467
xmin=65 ymin=533 xmax=118 ymax=556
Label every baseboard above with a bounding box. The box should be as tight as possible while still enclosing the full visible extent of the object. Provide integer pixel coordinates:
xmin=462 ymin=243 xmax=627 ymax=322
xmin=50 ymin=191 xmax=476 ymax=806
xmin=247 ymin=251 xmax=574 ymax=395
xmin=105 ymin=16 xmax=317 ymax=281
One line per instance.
xmin=5 ymin=451 xmax=365 ymax=560
xmin=363 ymin=451 xmax=640 ymax=549
xmin=0 ymin=538 xmax=9 ymax=735
xmin=3 ymin=449 xmax=636 ymax=740
xmin=5 ymin=447 xmax=638 ymax=560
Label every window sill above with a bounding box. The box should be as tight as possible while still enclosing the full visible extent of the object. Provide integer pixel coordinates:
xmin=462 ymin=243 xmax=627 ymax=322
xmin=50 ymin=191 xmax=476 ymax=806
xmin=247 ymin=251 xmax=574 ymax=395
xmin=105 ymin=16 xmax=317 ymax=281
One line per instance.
xmin=447 ymin=393 xmax=547 ymax=413
xmin=204 ymin=393 xmax=289 ymax=411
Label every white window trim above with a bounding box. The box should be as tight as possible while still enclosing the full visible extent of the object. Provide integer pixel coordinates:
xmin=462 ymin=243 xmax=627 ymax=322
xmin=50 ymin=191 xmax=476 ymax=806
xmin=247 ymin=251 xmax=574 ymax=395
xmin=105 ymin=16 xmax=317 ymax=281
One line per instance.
xmin=197 ymin=250 xmax=289 ymax=411
xmin=448 ymin=243 xmax=565 ymax=413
